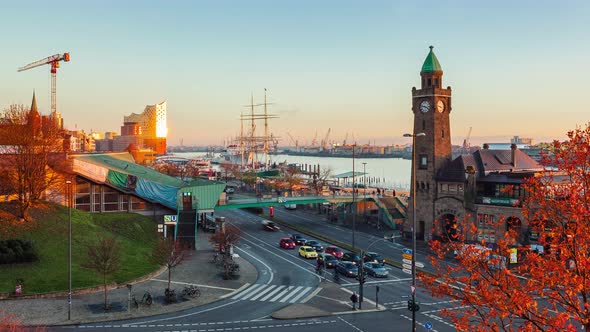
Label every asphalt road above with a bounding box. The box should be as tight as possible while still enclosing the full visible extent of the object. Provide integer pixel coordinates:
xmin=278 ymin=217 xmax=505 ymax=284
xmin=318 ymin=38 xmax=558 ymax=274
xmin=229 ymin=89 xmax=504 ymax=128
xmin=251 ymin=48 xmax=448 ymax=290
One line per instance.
xmin=48 ymin=207 xmax=459 ymax=332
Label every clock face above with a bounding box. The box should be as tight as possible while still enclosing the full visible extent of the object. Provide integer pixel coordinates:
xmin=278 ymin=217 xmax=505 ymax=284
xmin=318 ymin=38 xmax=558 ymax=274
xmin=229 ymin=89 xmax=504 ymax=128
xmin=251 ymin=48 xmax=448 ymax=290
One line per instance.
xmin=420 ymin=101 xmax=430 ymax=113
xmin=437 ymin=100 xmax=445 ymax=113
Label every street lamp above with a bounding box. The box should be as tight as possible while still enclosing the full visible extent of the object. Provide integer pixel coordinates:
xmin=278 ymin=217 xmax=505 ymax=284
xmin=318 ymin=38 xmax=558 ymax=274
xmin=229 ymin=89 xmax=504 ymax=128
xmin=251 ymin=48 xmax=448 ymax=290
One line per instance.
xmin=358 ymin=235 xmax=395 ymax=310
xmin=362 ymin=162 xmax=367 ymax=221
xmin=403 ymin=132 xmax=425 ymax=332
xmin=66 ymin=180 xmax=72 ymax=320
xmin=352 ymin=143 xmax=356 ymax=249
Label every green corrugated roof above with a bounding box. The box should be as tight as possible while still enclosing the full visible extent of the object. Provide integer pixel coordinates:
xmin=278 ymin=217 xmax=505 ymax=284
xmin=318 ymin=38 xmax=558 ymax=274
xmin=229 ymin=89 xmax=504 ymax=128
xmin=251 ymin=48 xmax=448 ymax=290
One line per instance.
xmin=73 ymin=153 xmax=184 ymax=187
xmin=421 ymin=46 xmax=443 ymax=73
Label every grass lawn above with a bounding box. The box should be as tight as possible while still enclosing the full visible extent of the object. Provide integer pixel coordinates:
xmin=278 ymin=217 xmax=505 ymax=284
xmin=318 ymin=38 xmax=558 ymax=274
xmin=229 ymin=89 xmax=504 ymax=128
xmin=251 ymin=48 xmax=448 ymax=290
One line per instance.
xmin=0 ymin=202 xmax=160 ymax=294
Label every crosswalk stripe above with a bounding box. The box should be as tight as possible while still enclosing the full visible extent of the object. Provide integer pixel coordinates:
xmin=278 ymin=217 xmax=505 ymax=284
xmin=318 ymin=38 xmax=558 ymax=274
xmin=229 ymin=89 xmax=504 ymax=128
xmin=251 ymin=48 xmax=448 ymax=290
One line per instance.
xmin=280 ymin=286 xmax=303 ymax=303
xmin=249 ymin=285 xmax=277 ymax=301
xmin=260 ymin=285 xmax=285 ymax=301
xmin=289 ymin=286 xmax=313 ymax=303
xmin=270 ymin=286 xmax=294 ymax=302
xmin=231 ymin=284 xmax=264 ymax=300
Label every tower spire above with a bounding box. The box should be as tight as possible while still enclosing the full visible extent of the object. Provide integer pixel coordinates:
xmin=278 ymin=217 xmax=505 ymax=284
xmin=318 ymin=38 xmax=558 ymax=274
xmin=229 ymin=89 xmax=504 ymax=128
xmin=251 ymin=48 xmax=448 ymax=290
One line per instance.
xmin=30 ymin=90 xmax=38 ymax=114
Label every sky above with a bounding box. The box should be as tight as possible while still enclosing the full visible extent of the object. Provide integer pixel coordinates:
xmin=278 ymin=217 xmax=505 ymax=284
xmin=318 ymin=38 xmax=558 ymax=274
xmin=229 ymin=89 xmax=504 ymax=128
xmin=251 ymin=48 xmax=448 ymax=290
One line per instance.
xmin=1 ymin=0 xmax=589 ymax=147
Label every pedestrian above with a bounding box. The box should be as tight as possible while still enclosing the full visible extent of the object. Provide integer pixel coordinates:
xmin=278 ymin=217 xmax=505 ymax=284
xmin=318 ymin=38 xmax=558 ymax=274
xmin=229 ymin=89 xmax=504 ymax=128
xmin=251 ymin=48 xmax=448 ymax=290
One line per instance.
xmin=350 ymin=292 xmax=358 ymax=310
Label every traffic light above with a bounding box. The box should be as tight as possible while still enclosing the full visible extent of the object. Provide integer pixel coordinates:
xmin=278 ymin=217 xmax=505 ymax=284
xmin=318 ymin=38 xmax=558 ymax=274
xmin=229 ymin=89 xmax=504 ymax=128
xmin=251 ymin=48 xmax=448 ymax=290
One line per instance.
xmin=358 ymin=271 xmax=366 ymax=284
xmin=407 ymin=300 xmax=420 ymax=312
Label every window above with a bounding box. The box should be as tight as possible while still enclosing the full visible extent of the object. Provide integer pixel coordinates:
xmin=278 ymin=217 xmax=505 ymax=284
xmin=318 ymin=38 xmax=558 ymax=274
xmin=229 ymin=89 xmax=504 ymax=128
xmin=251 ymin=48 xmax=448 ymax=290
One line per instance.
xmin=442 ymin=130 xmax=445 ymax=138
xmin=449 ymin=184 xmax=457 ymax=193
xmin=427 ymin=78 xmax=432 ymax=87
xmin=422 ymin=120 xmax=426 ymax=130
xmin=435 ymin=78 xmax=439 ymax=87
xmin=441 ymin=183 xmax=448 ymax=192
xmin=477 ymin=214 xmax=495 ymax=230
xmin=419 ymin=155 xmax=428 ymax=169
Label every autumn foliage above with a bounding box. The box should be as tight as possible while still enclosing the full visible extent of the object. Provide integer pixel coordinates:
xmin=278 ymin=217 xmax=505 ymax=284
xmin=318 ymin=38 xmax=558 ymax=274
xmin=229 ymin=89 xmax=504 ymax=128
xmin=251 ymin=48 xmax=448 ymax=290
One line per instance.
xmin=422 ymin=124 xmax=590 ymax=331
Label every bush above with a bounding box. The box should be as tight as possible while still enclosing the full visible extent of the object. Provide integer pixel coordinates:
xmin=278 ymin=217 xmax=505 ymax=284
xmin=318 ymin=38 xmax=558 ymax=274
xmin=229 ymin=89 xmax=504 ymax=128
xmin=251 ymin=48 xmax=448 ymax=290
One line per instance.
xmin=0 ymin=240 xmax=38 ymax=264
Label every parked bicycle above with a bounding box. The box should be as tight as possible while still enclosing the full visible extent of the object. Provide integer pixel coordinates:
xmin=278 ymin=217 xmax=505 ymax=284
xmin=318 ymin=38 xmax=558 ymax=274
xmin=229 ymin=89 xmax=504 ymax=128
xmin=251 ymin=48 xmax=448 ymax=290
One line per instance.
xmin=164 ymin=288 xmax=177 ymax=303
xmin=132 ymin=291 xmax=153 ymax=308
xmin=182 ymin=285 xmax=201 ymax=299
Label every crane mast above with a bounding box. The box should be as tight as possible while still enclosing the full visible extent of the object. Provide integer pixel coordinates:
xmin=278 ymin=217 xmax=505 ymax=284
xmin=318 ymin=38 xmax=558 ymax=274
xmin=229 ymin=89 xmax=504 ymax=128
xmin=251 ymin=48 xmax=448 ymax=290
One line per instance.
xmin=18 ymin=53 xmax=70 ymax=123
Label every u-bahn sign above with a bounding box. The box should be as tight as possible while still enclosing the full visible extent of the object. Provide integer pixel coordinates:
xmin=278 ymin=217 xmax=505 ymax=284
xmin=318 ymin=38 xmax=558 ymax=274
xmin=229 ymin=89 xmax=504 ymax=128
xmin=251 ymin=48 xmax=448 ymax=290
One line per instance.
xmin=402 ymin=248 xmax=413 ymax=255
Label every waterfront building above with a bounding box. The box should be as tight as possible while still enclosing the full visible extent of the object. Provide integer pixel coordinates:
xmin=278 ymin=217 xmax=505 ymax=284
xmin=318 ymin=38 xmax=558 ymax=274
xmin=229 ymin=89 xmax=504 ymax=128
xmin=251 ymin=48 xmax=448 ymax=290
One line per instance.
xmin=406 ymin=47 xmax=543 ymax=246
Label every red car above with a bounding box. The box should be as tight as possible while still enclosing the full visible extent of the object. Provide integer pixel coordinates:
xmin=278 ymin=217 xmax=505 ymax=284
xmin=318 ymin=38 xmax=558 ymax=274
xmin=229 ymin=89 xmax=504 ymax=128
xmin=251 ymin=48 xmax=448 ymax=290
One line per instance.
xmin=279 ymin=238 xmax=296 ymax=249
xmin=325 ymin=246 xmax=344 ymax=259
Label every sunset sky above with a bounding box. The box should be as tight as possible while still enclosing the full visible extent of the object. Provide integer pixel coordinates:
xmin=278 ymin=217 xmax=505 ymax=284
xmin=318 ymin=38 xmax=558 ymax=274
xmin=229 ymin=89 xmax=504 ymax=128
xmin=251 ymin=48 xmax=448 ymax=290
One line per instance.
xmin=1 ymin=0 xmax=589 ymax=146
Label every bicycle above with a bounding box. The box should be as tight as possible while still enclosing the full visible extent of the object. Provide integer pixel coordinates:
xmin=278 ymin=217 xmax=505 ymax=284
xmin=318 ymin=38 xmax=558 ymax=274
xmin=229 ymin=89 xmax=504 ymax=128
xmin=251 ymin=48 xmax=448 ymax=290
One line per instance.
xmin=132 ymin=291 xmax=153 ymax=308
xmin=182 ymin=285 xmax=201 ymax=299
xmin=315 ymin=264 xmax=324 ymax=277
xmin=165 ymin=288 xmax=177 ymax=303
xmin=210 ymin=252 xmax=220 ymax=264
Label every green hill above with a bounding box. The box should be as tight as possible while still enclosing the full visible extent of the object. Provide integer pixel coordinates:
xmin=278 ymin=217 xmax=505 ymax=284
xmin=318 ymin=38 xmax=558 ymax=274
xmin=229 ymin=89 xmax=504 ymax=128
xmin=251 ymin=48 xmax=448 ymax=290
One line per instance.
xmin=0 ymin=202 xmax=160 ymax=295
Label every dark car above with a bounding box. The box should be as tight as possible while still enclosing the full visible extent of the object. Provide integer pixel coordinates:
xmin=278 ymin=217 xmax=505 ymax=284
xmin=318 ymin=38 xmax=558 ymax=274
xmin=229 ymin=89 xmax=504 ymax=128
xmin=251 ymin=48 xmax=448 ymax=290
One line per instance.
xmin=341 ymin=252 xmax=362 ymax=265
xmin=325 ymin=246 xmax=344 ymax=259
xmin=363 ymin=252 xmax=384 ymax=265
xmin=305 ymin=240 xmax=324 ymax=252
xmin=317 ymin=253 xmax=338 ymax=268
xmin=363 ymin=262 xmax=389 ymax=278
xmin=336 ymin=261 xmax=358 ymax=277
xmin=279 ymin=238 xmax=296 ymax=249
xmin=262 ymin=220 xmax=280 ymax=231
xmin=290 ymin=234 xmax=307 ymax=246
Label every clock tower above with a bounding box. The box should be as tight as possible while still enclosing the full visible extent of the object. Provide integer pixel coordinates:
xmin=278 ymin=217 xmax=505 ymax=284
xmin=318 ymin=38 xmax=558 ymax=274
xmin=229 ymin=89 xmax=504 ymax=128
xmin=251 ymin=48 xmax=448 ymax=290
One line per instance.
xmin=407 ymin=46 xmax=452 ymax=240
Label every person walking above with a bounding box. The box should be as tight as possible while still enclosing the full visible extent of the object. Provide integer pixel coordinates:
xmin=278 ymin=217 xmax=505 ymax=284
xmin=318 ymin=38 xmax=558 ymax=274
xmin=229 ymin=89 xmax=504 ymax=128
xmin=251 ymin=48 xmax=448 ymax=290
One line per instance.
xmin=350 ymin=292 xmax=358 ymax=310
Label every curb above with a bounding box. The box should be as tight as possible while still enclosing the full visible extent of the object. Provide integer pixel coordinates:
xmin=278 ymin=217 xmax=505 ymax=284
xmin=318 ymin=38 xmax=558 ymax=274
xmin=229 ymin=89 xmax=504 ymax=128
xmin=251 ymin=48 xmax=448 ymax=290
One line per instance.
xmin=0 ymin=265 xmax=168 ymax=301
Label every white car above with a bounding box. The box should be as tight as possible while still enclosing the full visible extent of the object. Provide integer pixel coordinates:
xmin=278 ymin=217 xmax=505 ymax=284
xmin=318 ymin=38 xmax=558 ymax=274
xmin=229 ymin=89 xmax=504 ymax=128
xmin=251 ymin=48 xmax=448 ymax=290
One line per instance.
xmin=285 ymin=204 xmax=296 ymax=210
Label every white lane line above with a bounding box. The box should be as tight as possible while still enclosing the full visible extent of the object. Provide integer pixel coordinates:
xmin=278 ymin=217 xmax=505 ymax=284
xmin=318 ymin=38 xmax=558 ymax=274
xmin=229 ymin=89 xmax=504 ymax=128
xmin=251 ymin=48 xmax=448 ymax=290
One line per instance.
xmin=124 ymin=299 xmax=242 ymax=325
xmin=269 ymin=286 xmax=294 ymax=302
xmin=234 ymin=284 xmax=266 ymax=300
xmin=289 ymin=286 xmax=313 ymax=303
xmin=301 ymin=287 xmax=322 ymax=303
xmin=220 ymin=283 xmax=251 ymax=299
xmin=337 ymin=316 xmax=364 ymax=332
xmin=249 ymin=285 xmax=277 ymax=301
xmin=260 ymin=285 xmax=285 ymax=301
xmin=150 ymin=279 xmax=235 ymax=291
xmin=400 ymin=314 xmax=440 ymax=332
xmin=279 ymin=286 xmax=303 ymax=303
xmin=233 ymin=245 xmax=274 ymax=285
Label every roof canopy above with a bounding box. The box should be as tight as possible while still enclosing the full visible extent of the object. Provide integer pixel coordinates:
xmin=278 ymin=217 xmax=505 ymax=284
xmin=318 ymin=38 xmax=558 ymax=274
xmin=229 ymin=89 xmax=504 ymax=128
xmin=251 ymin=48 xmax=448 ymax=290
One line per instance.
xmin=333 ymin=171 xmax=367 ymax=179
xmin=421 ymin=46 xmax=443 ymax=73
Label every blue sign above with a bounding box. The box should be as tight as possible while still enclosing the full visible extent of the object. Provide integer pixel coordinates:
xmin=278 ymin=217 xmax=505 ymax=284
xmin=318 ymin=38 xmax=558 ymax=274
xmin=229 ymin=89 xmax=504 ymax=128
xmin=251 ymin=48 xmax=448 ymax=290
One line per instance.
xmin=402 ymin=248 xmax=413 ymax=255
xmin=425 ymin=321 xmax=432 ymax=330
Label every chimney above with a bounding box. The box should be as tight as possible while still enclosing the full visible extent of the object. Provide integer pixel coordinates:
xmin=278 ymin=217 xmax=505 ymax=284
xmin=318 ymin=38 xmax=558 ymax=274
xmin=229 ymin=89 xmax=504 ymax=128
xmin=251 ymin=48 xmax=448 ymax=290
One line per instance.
xmin=483 ymin=143 xmax=489 ymax=150
xmin=511 ymin=143 xmax=517 ymax=168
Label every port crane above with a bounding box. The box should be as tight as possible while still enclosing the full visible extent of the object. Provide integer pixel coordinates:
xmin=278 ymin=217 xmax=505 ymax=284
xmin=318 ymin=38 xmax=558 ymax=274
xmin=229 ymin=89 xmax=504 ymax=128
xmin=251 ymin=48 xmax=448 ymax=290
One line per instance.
xmin=18 ymin=52 xmax=71 ymax=118
xmin=321 ymin=128 xmax=331 ymax=151
xmin=286 ymin=132 xmax=299 ymax=150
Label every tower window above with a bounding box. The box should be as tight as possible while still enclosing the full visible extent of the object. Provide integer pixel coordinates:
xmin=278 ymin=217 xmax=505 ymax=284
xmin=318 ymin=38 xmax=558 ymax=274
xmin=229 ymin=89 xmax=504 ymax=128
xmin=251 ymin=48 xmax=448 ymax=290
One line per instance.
xmin=435 ymin=78 xmax=439 ymax=87
xmin=427 ymin=78 xmax=432 ymax=87
xmin=419 ymin=154 xmax=428 ymax=169
xmin=422 ymin=78 xmax=425 ymax=87
xmin=422 ymin=120 xmax=426 ymax=130
xmin=442 ymin=130 xmax=445 ymax=138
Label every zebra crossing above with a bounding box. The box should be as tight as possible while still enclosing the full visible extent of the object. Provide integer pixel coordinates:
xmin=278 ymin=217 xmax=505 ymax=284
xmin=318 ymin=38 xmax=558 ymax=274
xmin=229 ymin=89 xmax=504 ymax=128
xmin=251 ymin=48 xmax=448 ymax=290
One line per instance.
xmin=231 ymin=284 xmax=318 ymax=303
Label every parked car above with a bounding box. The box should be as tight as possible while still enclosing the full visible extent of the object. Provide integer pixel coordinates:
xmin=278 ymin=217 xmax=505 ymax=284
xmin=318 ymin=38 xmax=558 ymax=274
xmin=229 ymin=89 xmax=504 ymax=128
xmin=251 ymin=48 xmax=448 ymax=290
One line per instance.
xmin=298 ymin=246 xmax=318 ymax=259
xmin=304 ymin=240 xmax=324 ymax=252
xmin=262 ymin=220 xmax=280 ymax=231
xmin=285 ymin=204 xmax=297 ymax=210
xmin=363 ymin=252 xmax=384 ymax=265
xmin=363 ymin=262 xmax=389 ymax=278
xmin=279 ymin=238 xmax=296 ymax=249
xmin=317 ymin=253 xmax=338 ymax=269
xmin=325 ymin=246 xmax=344 ymax=259
xmin=341 ymin=252 xmax=362 ymax=265
xmin=291 ymin=234 xmax=307 ymax=246
xmin=336 ymin=261 xmax=358 ymax=278
xmin=224 ymin=186 xmax=235 ymax=194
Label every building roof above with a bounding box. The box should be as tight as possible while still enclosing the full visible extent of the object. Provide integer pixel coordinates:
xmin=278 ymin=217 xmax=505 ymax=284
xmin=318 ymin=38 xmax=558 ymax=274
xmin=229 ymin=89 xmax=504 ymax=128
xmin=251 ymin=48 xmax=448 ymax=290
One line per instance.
xmin=421 ymin=46 xmax=443 ymax=73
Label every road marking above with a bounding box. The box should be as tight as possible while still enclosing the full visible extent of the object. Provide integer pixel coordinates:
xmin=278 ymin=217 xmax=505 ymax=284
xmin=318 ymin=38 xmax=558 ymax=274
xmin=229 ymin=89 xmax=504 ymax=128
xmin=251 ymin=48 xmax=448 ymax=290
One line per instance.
xmin=220 ymin=283 xmax=251 ymax=299
xmin=337 ymin=317 xmax=364 ymax=332
xmin=339 ymin=287 xmax=384 ymax=309
xmin=150 ymin=279 xmax=235 ymax=291
xmin=269 ymin=285 xmax=294 ymax=302
xmin=289 ymin=286 xmax=313 ymax=303
xmin=123 ymin=299 xmax=242 ymax=325
xmin=259 ymin=285 xmax=285 ymax=301
xmin=249 ymin=285 xmax=277 ymax=301
xmin=301 ymin=286 xmax=323 ymax=303
xmin=400 ymin=314 xmax=440 ymax=332
xmin=279 ymin=285 xmax=303 ymax=302
xmin=234 ymin=284 xmax=265 ymax=300
xmin=234 ymin=245 xmax=274 ymax=285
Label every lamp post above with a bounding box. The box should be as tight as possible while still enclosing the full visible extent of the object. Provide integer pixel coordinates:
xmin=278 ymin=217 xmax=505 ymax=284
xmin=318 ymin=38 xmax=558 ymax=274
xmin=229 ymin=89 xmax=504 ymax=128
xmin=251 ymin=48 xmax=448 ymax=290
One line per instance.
xmin=352 ymin=144 xmax=356 ymax=250
xmin=403 ymin=132 xmax=425 ymax=332
xmin=362 ymin=162 xmax=367 ymax=221
xmin=66 ymin=180 xmax=72 ymax=320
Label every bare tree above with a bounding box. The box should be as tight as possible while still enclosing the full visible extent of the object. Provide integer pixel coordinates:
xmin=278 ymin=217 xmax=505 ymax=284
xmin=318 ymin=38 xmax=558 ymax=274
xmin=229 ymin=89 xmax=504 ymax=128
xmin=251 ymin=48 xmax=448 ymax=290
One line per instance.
xmin=0 ymin=104 xmax=67 ymax=220
xmin=149 ymin=238 xmax=186 ymax=291
xmin=209 ymin=223 xmax=242 ymax=279
xmin=0 ymin=310 xmax=46 ymax=331
xmin=82 ymin=237 xmax=122 ymax=310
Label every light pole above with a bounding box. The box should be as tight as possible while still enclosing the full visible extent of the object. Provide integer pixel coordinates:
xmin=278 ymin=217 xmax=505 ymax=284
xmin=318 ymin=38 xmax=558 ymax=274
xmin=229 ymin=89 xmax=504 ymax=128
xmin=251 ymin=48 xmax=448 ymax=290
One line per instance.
xmin=362 ymin=162 xmax=367 ymax=221
xmin=66 ymin=180 xmax=72 ymax=320
xmin=403 ymin=132 xmax=425 ymax=332
xmin=352 ymin=144 xmax=356 ymax=249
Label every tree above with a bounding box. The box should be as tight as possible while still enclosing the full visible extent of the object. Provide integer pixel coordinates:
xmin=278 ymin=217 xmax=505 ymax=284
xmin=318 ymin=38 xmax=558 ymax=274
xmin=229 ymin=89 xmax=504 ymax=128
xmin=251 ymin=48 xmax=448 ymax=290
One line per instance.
xmin=422 ymin=124 xmax=590 ymax=331
xmin=149 ymin=238 xmax=186 ymax=291
xmin=82 ymin=237 xmax=122 ymax=310
xmin=209 ymin=223 xmax=242 ymax=279
xmin=0 ymin=311 xmax=46 ymax=331
xmin=0 ymin=103 xmax=67 ymax=221
xmin=310 ymin=167 xmax=333 ymax=196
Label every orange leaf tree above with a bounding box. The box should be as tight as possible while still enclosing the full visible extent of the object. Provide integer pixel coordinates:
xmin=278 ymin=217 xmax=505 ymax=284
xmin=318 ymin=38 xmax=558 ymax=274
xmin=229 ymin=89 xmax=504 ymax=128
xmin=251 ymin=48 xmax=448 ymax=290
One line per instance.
xmin=422 ymin=125 xmax=590 ymax=331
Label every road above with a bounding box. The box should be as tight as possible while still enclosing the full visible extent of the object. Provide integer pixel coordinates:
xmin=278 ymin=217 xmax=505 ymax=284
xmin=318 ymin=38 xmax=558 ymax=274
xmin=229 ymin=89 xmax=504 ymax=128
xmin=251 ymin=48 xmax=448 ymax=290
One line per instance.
xmin=49 ymin=207 xmax=458 ymax=332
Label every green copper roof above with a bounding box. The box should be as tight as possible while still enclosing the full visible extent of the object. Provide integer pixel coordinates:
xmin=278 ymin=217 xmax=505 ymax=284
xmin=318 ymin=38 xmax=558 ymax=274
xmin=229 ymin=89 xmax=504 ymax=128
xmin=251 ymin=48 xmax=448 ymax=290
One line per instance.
xmin=421 ymin=46 xmax=443 ymax=73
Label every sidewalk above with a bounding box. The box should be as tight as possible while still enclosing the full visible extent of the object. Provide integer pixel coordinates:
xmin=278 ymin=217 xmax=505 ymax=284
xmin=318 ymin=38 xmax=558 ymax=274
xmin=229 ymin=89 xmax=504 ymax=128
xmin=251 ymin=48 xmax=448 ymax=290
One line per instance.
xmin=0 ymin=232 xmax=258 ymax=326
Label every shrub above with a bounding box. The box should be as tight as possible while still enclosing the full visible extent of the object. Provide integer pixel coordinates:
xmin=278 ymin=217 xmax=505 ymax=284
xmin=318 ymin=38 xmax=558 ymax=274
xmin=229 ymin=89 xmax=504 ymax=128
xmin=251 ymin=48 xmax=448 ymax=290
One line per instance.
xmin=0 ymin=240 xmax=38 ymax=264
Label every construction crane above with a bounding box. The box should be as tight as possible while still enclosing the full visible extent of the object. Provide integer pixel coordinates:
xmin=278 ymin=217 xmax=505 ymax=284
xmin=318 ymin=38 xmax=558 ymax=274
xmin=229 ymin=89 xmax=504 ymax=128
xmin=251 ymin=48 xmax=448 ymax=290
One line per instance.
xmin=311 ymin=130 xmax=318 ymax=147
xmin=321 ymin=128 xmax=331 ymax=151
xmin=18 ymin=52 xmax=71 ymax=117
xmin=462 ymin=126 xmax=472 ymax=153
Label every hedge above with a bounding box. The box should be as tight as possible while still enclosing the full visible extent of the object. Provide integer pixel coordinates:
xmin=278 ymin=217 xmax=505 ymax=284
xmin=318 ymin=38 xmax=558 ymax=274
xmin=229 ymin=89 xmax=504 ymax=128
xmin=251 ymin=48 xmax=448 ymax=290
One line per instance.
xmin=0 ymin=239 xmax=38 ymax=264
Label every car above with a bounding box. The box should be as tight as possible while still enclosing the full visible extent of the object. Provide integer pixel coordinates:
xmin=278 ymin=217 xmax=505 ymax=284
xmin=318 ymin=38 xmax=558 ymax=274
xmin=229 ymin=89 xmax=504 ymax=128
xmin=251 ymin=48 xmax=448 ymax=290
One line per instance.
xmin=341 ymin=252 xmax=362 ymax=265
xmin=325 ymin=246 xmax=344 ymax=259
xmin=363 ymin=262 xmax=389 ymax=278
xmin=262 ymin=220 xmax=280 ymax=231
xmin=285 ymin=204 xmax=297 ymax=210
xmin=317 ymin=253 xmax=338 ymax=268
xmin=224 ymin=186 xmax=235 ymax=194
xmin=290 ymin=234 xmax=307 ymax=246
xmin=363 ymin=252 xmax=385 ymax=265
xmin=336 ymin=261 xmax=358 ymax=277
xmin=298 ymin=246 xmax=318 ymax=259
xmin=279 ymin=238 xmax=296 ymax=249
xmin=304 ymin=240 xmax=324 ymax=252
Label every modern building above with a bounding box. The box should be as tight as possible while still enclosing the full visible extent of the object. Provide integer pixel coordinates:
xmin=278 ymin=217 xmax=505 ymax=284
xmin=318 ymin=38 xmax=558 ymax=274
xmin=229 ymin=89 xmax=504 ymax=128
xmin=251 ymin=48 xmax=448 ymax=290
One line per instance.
xmin=405 ymin=47 xmax=543 ymax=246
